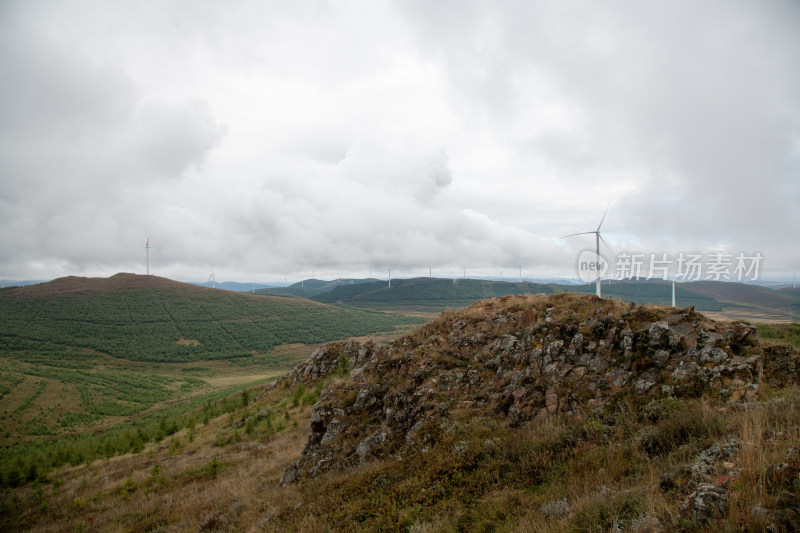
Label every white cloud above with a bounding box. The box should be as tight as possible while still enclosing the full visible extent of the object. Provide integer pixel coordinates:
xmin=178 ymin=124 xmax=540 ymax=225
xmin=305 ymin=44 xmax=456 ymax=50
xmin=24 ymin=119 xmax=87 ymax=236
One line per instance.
xmin=0 ymin=0 xmax=798 ymax=281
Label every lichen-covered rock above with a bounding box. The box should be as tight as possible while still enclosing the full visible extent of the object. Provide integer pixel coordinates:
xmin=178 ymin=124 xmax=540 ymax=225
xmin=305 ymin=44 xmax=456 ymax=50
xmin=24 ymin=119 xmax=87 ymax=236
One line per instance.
xmin=763 ymin=345 xmax=800 ymax=387
xmin=272 ymin=293 xmax=788 ymax=482
xmin=687 ymin=438 xmax=741 ymax=481
xmin=540 ymin=497 xmax=570 ymax=518
xmin=682 ymin=483 xmax=728 ymax=522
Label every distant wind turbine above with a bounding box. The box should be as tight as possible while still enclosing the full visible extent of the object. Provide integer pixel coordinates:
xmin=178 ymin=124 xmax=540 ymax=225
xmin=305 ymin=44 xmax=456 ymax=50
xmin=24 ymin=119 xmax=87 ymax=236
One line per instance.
xmin=563 ymin=205 xmax=613 ymax=298
xmin=664 ymin=275 xmax=677 ymax=307
xmin=145 ymin=237 xmax=150 ymax=276
xmin=388 ymin=267 xmax=391 ymax=288
xmin=208 ymin=267 xmax=216 ymax=289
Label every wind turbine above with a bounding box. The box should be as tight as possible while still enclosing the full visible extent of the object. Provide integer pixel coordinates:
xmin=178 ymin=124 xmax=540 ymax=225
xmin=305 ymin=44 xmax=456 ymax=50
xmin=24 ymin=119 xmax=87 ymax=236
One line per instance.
xmin=208 ymin=267 xmax=216 ymax=289
xmin=145 ymin=237 xmax=150 ymax=276
xmin=388 ymin=267 xmax=391 ymax=288
xmin=563 ymin=205 xmax=613 ymax=298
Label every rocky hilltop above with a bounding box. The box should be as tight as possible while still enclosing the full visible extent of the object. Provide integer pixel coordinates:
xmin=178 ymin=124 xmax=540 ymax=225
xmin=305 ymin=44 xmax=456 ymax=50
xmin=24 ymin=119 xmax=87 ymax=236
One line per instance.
xmin=275 ymin=293 xmax=796 ymax=484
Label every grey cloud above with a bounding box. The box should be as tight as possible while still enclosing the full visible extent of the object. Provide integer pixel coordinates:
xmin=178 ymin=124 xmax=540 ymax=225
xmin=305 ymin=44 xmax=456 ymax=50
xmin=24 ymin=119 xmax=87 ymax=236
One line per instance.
xmin=337 ymin=136 xmax=452 ymax=205
xmin=0 ymin=6 xmax=227 ymax=278
xmin=133 ymin=99 xmax=228 ymax=177
xmin=398 ymin=0 xmax=800 ymax=269
xmin=0 ymin=28 xmax=138 ymax=141
xmin=208 ymin=135 xmax=567 ymax=277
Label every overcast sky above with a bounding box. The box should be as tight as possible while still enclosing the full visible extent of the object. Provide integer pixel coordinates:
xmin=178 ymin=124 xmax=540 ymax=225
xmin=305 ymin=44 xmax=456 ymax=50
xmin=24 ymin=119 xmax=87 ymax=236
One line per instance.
xmin=1 ymin=0 xmax=798 ymax=283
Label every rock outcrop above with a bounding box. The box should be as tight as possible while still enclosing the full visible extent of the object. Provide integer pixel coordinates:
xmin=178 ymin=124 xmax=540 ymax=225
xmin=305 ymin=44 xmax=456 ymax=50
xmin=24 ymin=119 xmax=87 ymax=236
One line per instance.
xmin=275 ymin=293 xmax=793 ymax=483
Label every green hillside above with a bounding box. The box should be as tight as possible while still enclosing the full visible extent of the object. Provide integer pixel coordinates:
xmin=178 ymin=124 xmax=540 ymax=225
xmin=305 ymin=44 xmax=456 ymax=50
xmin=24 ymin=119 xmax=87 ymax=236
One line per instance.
xmin=566 ymin=280 xmax=725 ymax=310
xmin=0 ymin=274 xmax=420 ymax=362
xmin=290 ymin=276 xmax=800 ymax=320
xmin=312 ymin=277 xmax=555 ymax=310
xmin=307 ymin=277 xmax=707 ymax=312
xmin=0 ymin=274 xmax=422 ymax=483
xmin=257 ymin=278 xmax=379 ymax=298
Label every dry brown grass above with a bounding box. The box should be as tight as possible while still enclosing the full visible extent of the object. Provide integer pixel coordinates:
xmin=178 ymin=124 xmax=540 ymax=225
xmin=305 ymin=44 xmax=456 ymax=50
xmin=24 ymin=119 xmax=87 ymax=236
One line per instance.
xmin=725 ymin=386 xmax=800 ymax=530
xmin=3 ymin=382 xmax=311 ymax=532
xmin=6 ymin=385 xmax=800 ymax=533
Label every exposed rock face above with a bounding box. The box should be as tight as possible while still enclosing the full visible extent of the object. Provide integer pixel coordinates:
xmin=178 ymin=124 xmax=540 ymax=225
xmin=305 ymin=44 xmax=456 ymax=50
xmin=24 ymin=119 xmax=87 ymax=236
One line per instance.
xmin=277 ymin=294 xmax=790 ymax=483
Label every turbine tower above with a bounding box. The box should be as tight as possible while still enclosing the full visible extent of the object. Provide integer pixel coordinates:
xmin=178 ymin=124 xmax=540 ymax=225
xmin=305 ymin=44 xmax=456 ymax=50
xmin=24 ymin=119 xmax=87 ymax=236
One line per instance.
xmin=145 ymin=237 xmax=150 ymax=276
xmin=664 ymin=275 xmax=677 ymax=308
xmin=672 ymin=279 xmax=676 ymax=307
xmin=208 ymin=267 xmax=216 ymax=289
xmin=563 ymin=205 xmax=612 ymax=298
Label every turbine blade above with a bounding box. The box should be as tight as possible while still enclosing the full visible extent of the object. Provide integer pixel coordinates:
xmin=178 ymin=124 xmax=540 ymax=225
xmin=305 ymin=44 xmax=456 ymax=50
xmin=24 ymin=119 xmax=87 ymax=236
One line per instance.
xmin=562 ymin=231 xmax=597 ymax=239
xmin=597 ymin=202 xmax=610 ymax=232
xmin=598 ymin=233 xmax=615 ymax=257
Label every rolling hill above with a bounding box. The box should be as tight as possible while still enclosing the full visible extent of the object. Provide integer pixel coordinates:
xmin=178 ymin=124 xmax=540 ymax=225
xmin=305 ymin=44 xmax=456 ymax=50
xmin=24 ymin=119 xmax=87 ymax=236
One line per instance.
xmin=312 ymin=277 xmax=554 ymax=309
xmin=576 ymin=280 xmax=800 ymax=321
xmin=256 ymin=277 xmax=380 ymax=298
xmin=0 ymin=273 xmax=420 ymax=362
xmin=0 ymin=273 xmax=423 ymax=484
xmin=190 ymin=280 xmax=274 ymax=292
xmin=261 ymin=276 xmax=800 ymax=321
